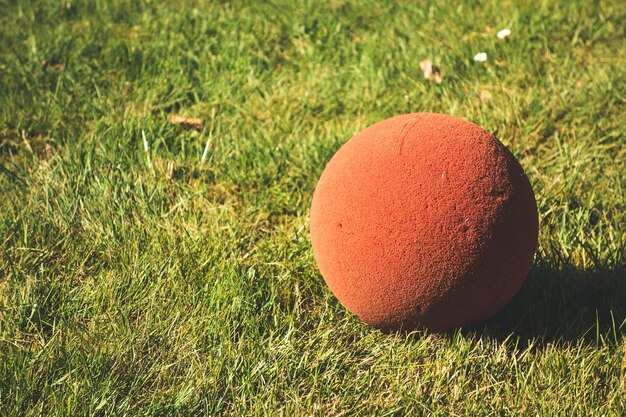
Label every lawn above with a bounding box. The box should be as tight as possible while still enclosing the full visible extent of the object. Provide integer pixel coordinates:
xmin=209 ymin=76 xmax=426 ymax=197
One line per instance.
xmin=1 ymin=0 xmax=625 ymax=415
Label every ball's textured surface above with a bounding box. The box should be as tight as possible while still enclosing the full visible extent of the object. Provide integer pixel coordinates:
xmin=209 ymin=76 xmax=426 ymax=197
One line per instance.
xmin=310 ymin=113 xmax=538 ymax=331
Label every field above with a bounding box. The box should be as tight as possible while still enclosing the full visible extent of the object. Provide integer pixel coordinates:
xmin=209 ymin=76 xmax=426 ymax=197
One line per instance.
xmin=1 ymin=0 xmax=625 ymax=415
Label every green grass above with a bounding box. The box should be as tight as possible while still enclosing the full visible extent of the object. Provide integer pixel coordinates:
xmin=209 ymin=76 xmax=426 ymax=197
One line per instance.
xmin=1 ymin=0 xmax=625 ymax=415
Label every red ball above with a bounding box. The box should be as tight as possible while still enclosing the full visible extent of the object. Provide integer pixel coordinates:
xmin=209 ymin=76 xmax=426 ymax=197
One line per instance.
xmin=310 ymin=113 xmax=538 ymax=331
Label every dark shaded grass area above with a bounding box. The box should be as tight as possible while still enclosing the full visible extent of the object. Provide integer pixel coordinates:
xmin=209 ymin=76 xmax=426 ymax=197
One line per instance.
xmin=475 ymin=260 xmax=626 ymax=345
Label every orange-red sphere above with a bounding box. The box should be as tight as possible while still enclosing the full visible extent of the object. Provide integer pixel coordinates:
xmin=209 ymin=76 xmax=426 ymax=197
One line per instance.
xmin=310 ymin=113 xmax=538 ymax=331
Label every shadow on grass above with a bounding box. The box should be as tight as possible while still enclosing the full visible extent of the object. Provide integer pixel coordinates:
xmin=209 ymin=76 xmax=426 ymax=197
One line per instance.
xmin=463 ymin=258 xmax=626 ymax=346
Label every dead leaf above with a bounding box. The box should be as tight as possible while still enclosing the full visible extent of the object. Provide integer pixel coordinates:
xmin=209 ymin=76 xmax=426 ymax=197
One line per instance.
xmin=480 ymin=90 xmax=492 ymax=101
xmin=485 ymin=26 xmax=493 ymax=34
xmin=41 ymin=60 xmax=64 ymax=71
xmin=45 ymin=144 xmax=54 ymax=159
xmin=419 ymin=60 xmax=443 ymax=84
xmin=353 ymin=34 xmax=362 ymax=44
xmin=169 ymin=115 xmax=203 ymax=130
xmin=494 ymin=60 xmax=506 ymax=67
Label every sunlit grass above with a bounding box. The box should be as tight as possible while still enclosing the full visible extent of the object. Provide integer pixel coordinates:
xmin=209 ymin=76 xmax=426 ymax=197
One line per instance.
xmin=1 ymin=0 xmax=625 ymax=415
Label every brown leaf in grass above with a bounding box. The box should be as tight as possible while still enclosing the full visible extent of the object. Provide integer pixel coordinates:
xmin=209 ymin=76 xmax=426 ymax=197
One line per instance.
xmin=169 ymin=115 xmax=203 ymax=130
xmin=41 ymin=60 xmax=64 ymax=71
xmin=419 ymin=60 xmax=443 ymax=84
xmin=480 ymin=90 xmax=492 ymax=101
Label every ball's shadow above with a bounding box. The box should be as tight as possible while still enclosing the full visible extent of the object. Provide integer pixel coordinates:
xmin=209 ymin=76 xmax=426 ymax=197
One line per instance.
xmin=460 ymin=256 xmax=626 ymax=347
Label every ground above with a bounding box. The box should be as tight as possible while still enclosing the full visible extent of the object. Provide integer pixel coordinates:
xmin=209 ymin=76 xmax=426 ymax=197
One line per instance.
xmin=1 ymin=0 xmax=625 ymax=415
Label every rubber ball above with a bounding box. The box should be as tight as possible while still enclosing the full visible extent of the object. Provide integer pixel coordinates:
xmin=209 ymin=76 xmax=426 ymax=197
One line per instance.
xmin=310 ymin=113 xmax=538 ymax=331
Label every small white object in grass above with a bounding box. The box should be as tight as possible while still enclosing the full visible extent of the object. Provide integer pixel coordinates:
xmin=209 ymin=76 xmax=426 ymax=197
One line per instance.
xmin=141 ymin=129 xmax=152 ymax=169
xmin=497 ymin=28 xmax=511 ymax=39
xmin=296 ymin=218 xmax=310 ymax=238
xmin=201 ymin=108 xmax=217 ymax=164
xmin=142 ymin=130 xmax=149 ymax=153
xmin=201 ymin=137 xmax=211 ymax=164
xmin=473 ymin=52 xmax=487 ymax=62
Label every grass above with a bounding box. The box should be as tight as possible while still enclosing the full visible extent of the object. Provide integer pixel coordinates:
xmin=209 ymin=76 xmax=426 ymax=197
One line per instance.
xmin=0 ymin=0 xmax=625 ymax=415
